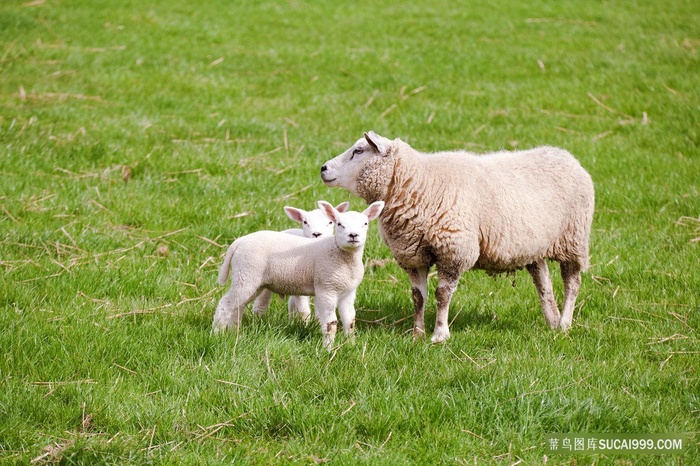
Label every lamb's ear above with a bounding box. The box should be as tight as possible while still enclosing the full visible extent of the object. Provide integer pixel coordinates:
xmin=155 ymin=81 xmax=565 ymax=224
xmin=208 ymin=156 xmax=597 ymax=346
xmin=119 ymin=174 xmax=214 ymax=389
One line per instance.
xmin=363 ymin=201 xmax=385 ymax=221
xmin=364 ymin=131 xmax=389 ymax=156
xmin=335 ymin=201 xmax=350 ymax=213
xmin=284 ymin=206 xmax=306 ymax=224
xmin=318 ymin=201 xmax=339 ymax=223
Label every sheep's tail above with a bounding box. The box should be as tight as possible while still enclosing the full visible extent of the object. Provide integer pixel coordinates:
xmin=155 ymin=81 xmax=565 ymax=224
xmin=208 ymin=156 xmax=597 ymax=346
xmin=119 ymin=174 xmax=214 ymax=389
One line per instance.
xmin=217 ymin=241 xmax=239 ymax=286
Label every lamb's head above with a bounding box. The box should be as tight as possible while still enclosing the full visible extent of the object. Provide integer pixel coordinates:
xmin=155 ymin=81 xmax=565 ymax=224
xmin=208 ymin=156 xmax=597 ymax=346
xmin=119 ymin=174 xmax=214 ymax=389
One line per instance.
xmin=284 ymin=202 xmax=350 ymax=238
xmin=320 ymin=131 xmax=397 ymax=203
xmin=318 ymin=200 xmax=385 ymax=250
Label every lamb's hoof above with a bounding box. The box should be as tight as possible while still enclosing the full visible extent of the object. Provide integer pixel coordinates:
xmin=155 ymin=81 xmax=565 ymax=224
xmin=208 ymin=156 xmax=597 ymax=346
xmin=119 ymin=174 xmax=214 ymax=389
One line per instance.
xmin=430 ymin=327 xmax=450 ymax=344
xmin=211 ymin=323 xmax=227 ymax=334
xmin=322 ymin=337 xmax=334 ymax=352
xmin=559 ymin=319 xmax=572 ymax=331
xmin=413 ymin=326 xmax=426 ymax=340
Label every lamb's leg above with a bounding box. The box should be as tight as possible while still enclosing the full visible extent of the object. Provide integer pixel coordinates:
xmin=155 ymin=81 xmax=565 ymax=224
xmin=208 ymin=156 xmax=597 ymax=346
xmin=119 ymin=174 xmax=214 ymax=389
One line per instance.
xmin=288 ymin=295 xmax=312 ymax=323
xmin=337 ymin=290 xmax=357 ymax=344
xmin=212 ymin=284 xmax=261 ymax=333
xmin=212 ymin=289 xmax=236 ymax=332
xmin=526 ymin=259 xmax=560 ymax=329
xmin=315 ymin=294 xmax=338 ymax=351
xmin=252 ymin=290 xmax=273 ymax=316
xmin=559 ymin=261 xmax=581 ymax=331
xmin=431 ymin=268 xmax=459 ymax=344
xmin=406 ymin=267 xmax=429 ymax=340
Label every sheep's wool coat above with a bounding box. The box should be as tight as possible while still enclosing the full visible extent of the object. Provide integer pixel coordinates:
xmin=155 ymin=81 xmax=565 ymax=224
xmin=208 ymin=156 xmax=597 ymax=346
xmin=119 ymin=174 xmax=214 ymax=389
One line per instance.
xmin=219 ymin=232 xmax=365 ymax=296
xmin=355 ymin=141 xmax=594 ymax=275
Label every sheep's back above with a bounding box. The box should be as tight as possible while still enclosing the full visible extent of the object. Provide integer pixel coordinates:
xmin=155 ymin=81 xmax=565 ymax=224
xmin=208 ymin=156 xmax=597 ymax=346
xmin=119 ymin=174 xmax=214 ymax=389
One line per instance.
xmin=382 ymin=146 xmax=593 ymax=273
xmin=231 ymin=232 xmax=322 ymax=294
xmin=471 ymin=147 xmax=593 ymax=270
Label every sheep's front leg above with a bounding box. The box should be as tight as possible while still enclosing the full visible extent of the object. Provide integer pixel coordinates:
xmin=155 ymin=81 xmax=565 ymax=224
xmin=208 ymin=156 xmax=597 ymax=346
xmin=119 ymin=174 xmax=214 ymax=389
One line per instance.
xmin=526 ymin=259 xmax=560 ymax=329
xmin=337 ymin=290 xmax=357 ymax=344
xmin=432 ymin=268 xmax=460 ymax=344
xmin=559 ymin=261 xmax=581 ymax=331
xmin=315 ymin=293 xmax=338 ymax=351
xmin=406 ymin=267 xmax=429 ymax=340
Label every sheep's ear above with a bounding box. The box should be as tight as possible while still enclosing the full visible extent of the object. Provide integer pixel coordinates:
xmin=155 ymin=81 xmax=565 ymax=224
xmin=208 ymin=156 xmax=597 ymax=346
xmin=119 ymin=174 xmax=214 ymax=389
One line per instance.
xmin=335 ymin=201 xmax=350 ymax=213
xmin=318 ymin=201 xmax=339 ymax=223
xmin=284 ymin=206 xmax=306 ymax=224
xmin=363 ymin=201 xmax=385 ymax=221
xmin=364 ymin=131 xmax=389 ymax=156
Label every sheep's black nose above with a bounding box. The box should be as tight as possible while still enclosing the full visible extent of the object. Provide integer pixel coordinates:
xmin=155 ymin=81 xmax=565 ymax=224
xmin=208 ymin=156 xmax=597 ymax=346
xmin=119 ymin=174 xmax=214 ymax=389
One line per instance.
xmin=312 ymin=232 xmax=322 ymax=238
xmin=320 ymin=165 xmax=327 ymax=173
xmin=349 ymin=233 xmax=358 ymax=239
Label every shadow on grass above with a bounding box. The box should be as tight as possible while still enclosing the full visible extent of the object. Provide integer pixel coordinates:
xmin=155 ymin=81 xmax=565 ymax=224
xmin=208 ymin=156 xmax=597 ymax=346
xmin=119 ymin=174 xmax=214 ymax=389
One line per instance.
xmin=355 ymin=304 xmax=531 ymax=338
xmin=279 ymin=318 xmax=317 ymax=343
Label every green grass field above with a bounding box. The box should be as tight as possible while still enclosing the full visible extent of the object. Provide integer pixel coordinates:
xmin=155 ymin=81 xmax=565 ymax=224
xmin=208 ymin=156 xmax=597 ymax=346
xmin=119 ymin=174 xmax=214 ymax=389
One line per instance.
xmin=1 ymin=0 xmax=699 ymax=464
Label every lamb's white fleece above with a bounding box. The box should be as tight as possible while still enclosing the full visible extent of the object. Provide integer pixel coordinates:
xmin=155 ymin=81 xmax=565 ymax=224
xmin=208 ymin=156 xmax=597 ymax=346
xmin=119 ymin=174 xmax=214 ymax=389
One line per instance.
xmin=252 ymin=202 xmax=349 ymax=321
xmin=213 ymin=201 xmax=384 ymax=350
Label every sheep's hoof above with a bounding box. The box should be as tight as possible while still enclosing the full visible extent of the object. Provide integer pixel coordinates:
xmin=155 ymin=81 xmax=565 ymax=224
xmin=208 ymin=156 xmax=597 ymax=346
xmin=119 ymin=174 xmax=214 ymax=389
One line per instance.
xmin=322 ymin=338 xmax=334 ymax=352
xmin=211 ymin=323 xmax=227 ymax=334
xmin=559 ymin=319 xmax=572 ymax=331
xmin=430 ymin=328 xmax=450 ymax=344
xmin=413 ymin=327 xmax=426 ymax=340
xmin=545 ymin=316 xmax=560 ymax=329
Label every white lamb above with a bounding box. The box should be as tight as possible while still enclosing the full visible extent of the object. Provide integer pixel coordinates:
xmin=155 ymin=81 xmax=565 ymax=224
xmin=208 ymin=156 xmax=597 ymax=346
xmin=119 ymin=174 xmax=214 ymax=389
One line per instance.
xmin=213 ymin=200 xmax=385 ymax=350
xmin=252 ymin=201 xmax=350 ymax=321
xmin=321 ymin=131 xmax=594 ymax=343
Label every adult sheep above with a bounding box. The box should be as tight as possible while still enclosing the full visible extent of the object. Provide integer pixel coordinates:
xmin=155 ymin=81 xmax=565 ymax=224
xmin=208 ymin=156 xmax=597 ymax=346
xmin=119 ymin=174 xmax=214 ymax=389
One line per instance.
xmin=320 ymin=131 xmax=594 ymax=343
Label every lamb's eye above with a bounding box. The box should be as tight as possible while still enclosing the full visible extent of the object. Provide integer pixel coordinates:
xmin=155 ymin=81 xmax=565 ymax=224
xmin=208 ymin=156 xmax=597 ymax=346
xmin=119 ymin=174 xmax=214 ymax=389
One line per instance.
xmin=337 ymin=223 xmax=344 ymax=228
xmin=328 ymin=221 xmax=333 ymax=226
xmin=303 ymin=221 xmax=308 ymax=225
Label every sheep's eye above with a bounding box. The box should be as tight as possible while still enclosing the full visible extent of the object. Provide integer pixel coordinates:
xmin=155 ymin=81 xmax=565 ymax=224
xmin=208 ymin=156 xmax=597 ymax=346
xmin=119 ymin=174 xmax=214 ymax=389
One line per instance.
xmin=337 ymin=223 xmax=344 ymax=228
xmin=364 ymin=222 xmax=368 ymax=226
xmin=350 ymin=147 xmax=364 ymax=160
xmin=303 ymin=221 xmax=308 ymax=225
xmin=327 ymin=221 xmax=333 ymax=226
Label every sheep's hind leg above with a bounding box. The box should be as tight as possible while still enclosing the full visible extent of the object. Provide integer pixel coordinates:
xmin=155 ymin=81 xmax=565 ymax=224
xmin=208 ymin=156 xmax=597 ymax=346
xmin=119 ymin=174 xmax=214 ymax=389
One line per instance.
xmin=212 ymin=284 xmax=261 ymax=333
xmin=288 ymin=295 xmax=312 ymax=323
xmin=407 ymin=268 xmax=429 ymax=340
xmin=559 ymin=261 xmax=581 ymax=331
xmin=526 ymin=259 xmax=560 ymax=329
xmin=431 ymin=269 xmax=459 ymax=344
xmin=252 ymin=290 xmax=273 ymax=316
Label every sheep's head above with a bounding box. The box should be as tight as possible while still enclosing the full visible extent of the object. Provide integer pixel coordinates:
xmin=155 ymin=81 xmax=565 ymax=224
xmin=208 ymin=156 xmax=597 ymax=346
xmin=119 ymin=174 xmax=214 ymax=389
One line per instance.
xmin=284 ymin=202 xmax=350 ymax=239
xmin=318 ymin=200 xmax=384 ymax=250
xmin=320 ymin=131 xmax=396 ymax=203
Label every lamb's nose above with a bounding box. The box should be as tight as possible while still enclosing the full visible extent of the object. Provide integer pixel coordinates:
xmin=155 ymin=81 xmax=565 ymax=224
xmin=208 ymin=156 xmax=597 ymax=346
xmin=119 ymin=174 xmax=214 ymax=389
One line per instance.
xmin=312 ymin=232 xmax=322 ymax=238
xmin=349 ymin=233 xmax=359 ymax=239
xmin=320 ymin=165 xmax=327 ymax=173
